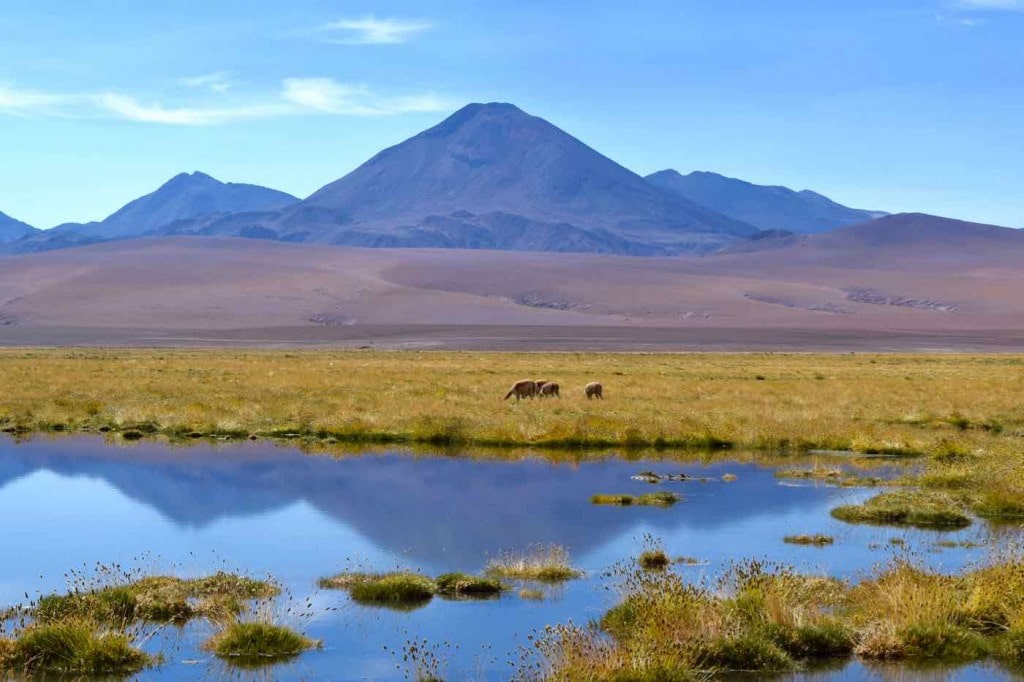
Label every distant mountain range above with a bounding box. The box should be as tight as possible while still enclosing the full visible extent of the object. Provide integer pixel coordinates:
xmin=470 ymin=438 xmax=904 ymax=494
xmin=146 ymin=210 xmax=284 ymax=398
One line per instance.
xmin=161 ymin=102 xmax=755 ymax=255
xmin=0 ymin=102 xmax=1015 ymax=258
xmin=52 ymin=171 xmax=298 ymax=240
xmin=646 ymin=170 xmax=886 ymax=234
xmin=0 ymin=211 xmax=38 ymax=243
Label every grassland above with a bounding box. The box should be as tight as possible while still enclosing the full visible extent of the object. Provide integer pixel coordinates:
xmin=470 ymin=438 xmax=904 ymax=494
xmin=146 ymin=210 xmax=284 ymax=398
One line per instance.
xmin=0 ymin=349 xmax=1021 ymax=454
xmin=2 ymin=348 xmax=1022 ymax=518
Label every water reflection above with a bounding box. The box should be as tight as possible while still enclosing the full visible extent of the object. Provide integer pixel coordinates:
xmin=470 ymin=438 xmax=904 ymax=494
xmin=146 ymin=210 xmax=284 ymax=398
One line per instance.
xmin=0 ymin=436 xmax=1015 ymax=681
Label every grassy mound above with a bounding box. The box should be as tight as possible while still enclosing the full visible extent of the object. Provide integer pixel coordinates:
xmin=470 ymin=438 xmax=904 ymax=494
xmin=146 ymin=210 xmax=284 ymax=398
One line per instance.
xmin=320 ymin=572 xmax=437 ymax=610
xmin=831 ymin=491 xmax=971 ymax=529
xmin=31 ymin=571 xmax=278 ymax=625
xmin=530 ymin=555 xmax=1024 ymax=679
xmin=204 ymin=622 xmax=317 ymax=666
xmin=486 ymin=545 xmax=583 ymax=582
xmin=638 ymin=550 xmax=671 ymax=569
xmin=0 ymin=621 xmax=152 ymax=675
xmin=590 ymin=492 xmax=680 ymax=507
xmin=435 ymin=573 xmax=503 ymax=597
xmin=783 ymin=534 xmax=834 ymax=546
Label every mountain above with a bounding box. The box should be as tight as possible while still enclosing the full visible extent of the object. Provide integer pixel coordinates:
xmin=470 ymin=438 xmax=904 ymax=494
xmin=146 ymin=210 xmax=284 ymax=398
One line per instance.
xmin=809 ymin=212 xmax=1024 ymax=250
xmin=53 ymin=172 xmax=299 ymax=240
xmin=0 ymin=230 xmax=102 ymax=255
xmin=0 ymin=211 xmax=38 ymax=243
xmin=645 ymin=170 xmax=886 ymax=234
xmin=191 ymin=102 xmax=755 ymax=255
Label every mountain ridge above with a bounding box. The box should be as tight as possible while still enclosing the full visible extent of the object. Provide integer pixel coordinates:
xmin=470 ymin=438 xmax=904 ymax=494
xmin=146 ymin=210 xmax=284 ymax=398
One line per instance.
xmin=210 ymin=102 xmax=758 ymax=254
xmin=51 ymin=171 xmax=299 ymax=240
xmin=646 ymin=169 xmax=886 ymax=234
xmin=0 ymin=211 xmax=38 ymax=243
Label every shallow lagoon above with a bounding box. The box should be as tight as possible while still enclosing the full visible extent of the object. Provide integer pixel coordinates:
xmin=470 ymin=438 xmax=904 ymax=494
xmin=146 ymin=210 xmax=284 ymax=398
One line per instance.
xmin=0 ymin=436 xmax=1019 ymax=680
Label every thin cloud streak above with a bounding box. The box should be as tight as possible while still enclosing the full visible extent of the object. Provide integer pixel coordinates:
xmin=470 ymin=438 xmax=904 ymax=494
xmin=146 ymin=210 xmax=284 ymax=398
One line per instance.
xmin=956 ymin=0 xmax=1024 ymax=9
xmin=318 ymin=16 xmax=433 ymax=44
xmin=178 ymin=71 xmax=235 ymax=93
xmin=0 ymin=78 xmax=453 ymax=126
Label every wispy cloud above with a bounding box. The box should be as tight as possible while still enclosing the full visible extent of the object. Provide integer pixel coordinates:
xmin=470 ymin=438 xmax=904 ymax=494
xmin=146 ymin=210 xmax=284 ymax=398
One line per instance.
xmin=938 ymin=0 xmax=1023 ymax=26
xmin=0 ymin=78 xmax=452 ymax=126
xmin=93 ymin=93 xmax=290 ymax=125
xmin=0 ymin=85 xmax=74 ymax=116
xmin=281 ymin=78 xmax=449 ymax=115
xmin=317 ymin=16 xmax=433 ymax=44
xmin=178 ymin=71 xmax=235 ymax=93
xmin=956 ymin=0 xmax=1023 ymax=9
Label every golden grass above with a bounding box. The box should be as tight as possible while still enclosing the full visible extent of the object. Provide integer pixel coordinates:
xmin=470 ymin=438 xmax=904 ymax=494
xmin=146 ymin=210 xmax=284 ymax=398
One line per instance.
xmin=1 ymin=349 xmax=1022 ymax=453
xmin=2 ymin=349 xmax=1024 ymax=514
xmin=527 ymin=555 xmax=1024 ymax=679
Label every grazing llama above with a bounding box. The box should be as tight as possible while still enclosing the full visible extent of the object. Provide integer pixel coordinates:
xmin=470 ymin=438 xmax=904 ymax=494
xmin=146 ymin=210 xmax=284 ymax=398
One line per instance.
xmin=539 ymin=382 xmax=560 ymax=398
xmin=504 ymin=379 xmax=538 ymax=401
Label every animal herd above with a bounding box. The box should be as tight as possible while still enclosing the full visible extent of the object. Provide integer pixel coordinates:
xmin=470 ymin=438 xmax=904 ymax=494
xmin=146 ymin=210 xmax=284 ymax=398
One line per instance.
xmin=503 ymin=379 xmax=603 ymax=401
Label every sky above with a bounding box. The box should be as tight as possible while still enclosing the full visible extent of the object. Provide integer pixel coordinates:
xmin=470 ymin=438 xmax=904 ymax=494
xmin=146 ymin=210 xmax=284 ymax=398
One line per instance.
xmin=0 ymin=0 xmax=1022 ymax=229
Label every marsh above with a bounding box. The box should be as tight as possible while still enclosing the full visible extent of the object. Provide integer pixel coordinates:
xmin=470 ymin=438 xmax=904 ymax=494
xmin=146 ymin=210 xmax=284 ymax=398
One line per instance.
xmin=0 ymin=435 xmax=1018 ymax=679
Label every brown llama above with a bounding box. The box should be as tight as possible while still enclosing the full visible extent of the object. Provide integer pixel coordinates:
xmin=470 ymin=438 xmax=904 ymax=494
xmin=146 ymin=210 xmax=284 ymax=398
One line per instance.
xmin=539 ymin=382 xmax=560 ymax=398
xmin=504 ymin=379 xmax=538 ymax=401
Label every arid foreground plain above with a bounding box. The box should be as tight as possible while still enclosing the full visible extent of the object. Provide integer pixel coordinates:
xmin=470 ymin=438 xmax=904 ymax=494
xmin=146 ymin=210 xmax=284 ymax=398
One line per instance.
xmin=1 ymin=211 xmax=1023 ymax=351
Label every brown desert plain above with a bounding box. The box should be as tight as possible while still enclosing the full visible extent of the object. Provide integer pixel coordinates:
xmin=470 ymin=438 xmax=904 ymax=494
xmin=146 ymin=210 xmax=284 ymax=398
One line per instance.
xmin=0 ymin=213 xmax=1022 ymax=351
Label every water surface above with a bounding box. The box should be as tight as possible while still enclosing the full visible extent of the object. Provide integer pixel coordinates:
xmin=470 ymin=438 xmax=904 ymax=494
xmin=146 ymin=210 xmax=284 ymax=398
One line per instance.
xmin=0 ymin=436 xmax=1017 ymax=680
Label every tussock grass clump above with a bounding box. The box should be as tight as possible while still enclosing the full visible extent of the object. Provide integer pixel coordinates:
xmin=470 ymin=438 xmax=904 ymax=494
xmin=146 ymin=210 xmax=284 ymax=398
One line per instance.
xmin=776 ymin=466 xmax=884 ymax=487
xmin=831 ymin=491 xmax=971 ymax=529
xmin=590 ymin=492 xmax=680 ymax=507
xmin=589 ymin=493 xmax=635 ymax=505
xmin=347 ymin=573 xmax=436 ymax=608
xmin=529 ymin=552 xmax=1024 ymax=679
xmin=435 ymin=573 xmax=503 ymax=597
xmin=638 ymin=550 xmax=671 ymax=570
xmin=320 ymin=570 xmax=505 ymax=608
xmin=0 ymin=621 xmax=152 ymax=675
xmin=29 ymin=571 xmax=279 ymax=626
xmin=783 ymin=534 xmax=834 ymax=546
xmin=204 ymin=622 xmax=317 ymax=665
xmin=776 ymin=467 xmax=845 ymax=480
xmin=533 ymin=559 xmax=847 ymax=679
xmin=486 ymin=545 xmax=583 ymax=582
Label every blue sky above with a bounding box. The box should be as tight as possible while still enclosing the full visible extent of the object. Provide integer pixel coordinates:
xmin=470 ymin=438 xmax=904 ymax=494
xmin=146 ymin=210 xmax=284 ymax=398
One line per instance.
xmin=1 ymin=0 xmax=1021 ymax=229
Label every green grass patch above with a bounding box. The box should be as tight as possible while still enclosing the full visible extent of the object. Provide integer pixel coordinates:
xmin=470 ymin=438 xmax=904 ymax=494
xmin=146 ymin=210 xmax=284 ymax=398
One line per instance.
xmin=30 ymin=571 xmax=278 ymax=626
xmin=486 ymin=545 xmax=583 ymax=582
xmin=435 ymin=573 xmax=503 ymax=598
xmin=0 ymin=621 xmax=152 ymax=675
xmin=590 ymin=491 xmax=680 ymax=507
xmin=783 ymin=534 xmax=835 ymax=546
xmin=831 ymin=491 xmax=971 ymax=529
xmin=203 ymin=622 xmax=318 ymax=666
